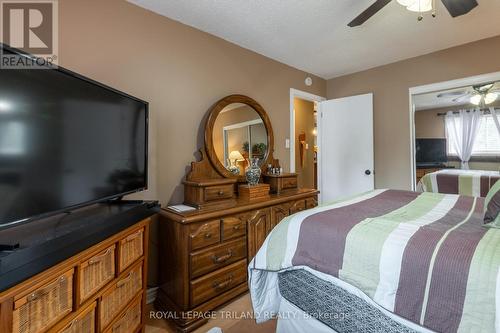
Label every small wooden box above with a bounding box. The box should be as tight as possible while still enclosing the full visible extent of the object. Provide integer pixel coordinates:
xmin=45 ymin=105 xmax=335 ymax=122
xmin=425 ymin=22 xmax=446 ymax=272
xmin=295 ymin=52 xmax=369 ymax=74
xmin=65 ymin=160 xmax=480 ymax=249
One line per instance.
xmin=263 ymin=173 xmax=298 ymax=194
xmin=238 ymin=183 xmax=270 ymax=201
xmin=183 ymin=178 xmax=237 ymax=209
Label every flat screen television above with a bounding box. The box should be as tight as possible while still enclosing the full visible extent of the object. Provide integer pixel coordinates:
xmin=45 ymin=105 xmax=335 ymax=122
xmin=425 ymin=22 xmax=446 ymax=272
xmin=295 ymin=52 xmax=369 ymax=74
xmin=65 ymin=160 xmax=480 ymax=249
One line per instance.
xmin=0 ymin=45 xmax=148 ymax=228
xmin=416 ymin=138 xmax=447 ymax=165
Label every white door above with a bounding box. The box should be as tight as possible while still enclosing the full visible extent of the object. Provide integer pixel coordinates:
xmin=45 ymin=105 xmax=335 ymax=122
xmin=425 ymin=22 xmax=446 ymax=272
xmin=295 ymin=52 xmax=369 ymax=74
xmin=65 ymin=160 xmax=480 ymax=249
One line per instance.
xmin=318 ymin=93 xmax=374 ymax=203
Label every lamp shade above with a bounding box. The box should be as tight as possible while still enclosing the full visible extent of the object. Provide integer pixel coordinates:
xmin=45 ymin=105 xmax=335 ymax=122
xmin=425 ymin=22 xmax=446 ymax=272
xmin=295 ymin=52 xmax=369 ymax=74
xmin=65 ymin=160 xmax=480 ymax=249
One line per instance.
xmin=229 ymin=150 xmax=245 ymax=161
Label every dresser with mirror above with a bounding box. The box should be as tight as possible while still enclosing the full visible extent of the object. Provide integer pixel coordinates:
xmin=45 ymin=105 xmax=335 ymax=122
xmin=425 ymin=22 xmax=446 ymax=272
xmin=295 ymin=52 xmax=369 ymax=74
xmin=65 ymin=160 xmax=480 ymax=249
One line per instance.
xmin=156 ymin=95 xmax=318 ymax=332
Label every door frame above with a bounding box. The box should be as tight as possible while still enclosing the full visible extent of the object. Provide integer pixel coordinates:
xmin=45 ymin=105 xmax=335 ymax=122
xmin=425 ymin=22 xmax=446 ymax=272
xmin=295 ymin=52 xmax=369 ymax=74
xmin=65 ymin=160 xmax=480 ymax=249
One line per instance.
xmin=289 ymin=88 xmax=325 ymax=174
xmin=408 ymin=71 xmax=500 ymax=190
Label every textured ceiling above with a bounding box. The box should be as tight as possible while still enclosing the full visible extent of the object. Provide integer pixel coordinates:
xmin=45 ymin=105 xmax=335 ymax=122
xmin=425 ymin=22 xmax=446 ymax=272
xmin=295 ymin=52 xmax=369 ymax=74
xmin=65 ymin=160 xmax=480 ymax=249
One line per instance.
xmin=128 ymin=0 xmax=500 ymax=79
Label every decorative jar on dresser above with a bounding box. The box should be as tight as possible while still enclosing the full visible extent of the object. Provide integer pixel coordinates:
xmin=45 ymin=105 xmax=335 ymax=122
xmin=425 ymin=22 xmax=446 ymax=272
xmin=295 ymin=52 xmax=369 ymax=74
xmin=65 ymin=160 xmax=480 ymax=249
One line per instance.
xmin=155 ymin=95 xmax=318 ymax=332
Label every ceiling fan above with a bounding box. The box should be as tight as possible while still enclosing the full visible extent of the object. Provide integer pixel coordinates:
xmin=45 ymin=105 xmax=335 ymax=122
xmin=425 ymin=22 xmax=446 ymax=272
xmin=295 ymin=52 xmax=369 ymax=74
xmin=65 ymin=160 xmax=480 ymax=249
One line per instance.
xmin=348 ymin=0 xmax=478 ymax=27
xmin=437 ymin=83 xmax=500 ymax=107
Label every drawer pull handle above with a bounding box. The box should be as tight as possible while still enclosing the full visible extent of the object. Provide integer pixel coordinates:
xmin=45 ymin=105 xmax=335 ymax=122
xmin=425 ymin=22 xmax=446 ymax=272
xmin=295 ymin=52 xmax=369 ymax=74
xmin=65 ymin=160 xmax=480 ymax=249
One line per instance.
xmin=67 ymin=318 xmax=79 ymax=330
xmin=212 ymin=274 xmax=233 ymax=291
xmin=233 ymin=224 xmax=241 ymax=230
xmin=88 ymin=248 xmax=112 ymax=265
xmin=27 ymin=276 xmax=66 ymax=302
xmin=212 ymin=250 xmax=233 ymax=264
xmin=218 ymin=190 xmax=224 ymax=196
xmin=117 ymin=272 xmax=134 ymax=288
xmin=204 ymin=233 xmax=212 ymax=239
xmin=124 ymin=230 xmax=142 ymax=243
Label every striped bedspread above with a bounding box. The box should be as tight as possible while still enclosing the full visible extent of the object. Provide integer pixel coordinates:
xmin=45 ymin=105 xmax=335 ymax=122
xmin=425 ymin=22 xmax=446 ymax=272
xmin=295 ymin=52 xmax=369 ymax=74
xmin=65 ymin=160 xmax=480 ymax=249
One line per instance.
xmin=418 ymin=169 xmax=500 ymax=197
xmin=249 ymin=189 xmax=500 ymax=333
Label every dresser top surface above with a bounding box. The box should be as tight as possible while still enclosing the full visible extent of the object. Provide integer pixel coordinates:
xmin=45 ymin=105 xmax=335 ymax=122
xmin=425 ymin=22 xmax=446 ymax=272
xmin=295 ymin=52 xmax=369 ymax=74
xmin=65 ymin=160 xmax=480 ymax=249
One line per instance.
xmin=162 ymin=188 xmax=318 ymax=224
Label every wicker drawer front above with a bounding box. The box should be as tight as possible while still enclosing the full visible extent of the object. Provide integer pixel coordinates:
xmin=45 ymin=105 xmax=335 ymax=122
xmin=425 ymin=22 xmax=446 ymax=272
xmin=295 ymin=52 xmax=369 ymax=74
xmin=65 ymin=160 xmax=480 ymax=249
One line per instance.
xmin=189 ymin=220 xmax=221 ymax=251
xmin=13 ymin=269 xmax=74 ymax=333
xmin=118 ymin=228 xmax=144 ymax=273
xmin=57 ymin=302 xmax=96 ymax=333
xmin=221 ymin=216 xmax=246 ymax=241
xmin=79 ymin=245 xmax=116 ymax=304
xmin=190 ymin=259 xmax=246 ymax=307
xmin=190 ymin=237 xmax=246 ymax=279
xmin=204 ymin=184 xmax=234 ymax=202
xmin=104 ymin=294 xmax=142 ymax=333
xmin=100 ymin=263 xmax=142 ymax=329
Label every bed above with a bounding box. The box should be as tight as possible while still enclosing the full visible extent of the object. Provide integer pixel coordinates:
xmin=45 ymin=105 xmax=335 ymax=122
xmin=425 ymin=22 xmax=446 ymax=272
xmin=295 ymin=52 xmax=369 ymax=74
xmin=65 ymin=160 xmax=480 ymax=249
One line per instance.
xmin=249 ymin=189 xmax=500 ymax=333
xmin=417 ymin=169 xmax=500 ymax=197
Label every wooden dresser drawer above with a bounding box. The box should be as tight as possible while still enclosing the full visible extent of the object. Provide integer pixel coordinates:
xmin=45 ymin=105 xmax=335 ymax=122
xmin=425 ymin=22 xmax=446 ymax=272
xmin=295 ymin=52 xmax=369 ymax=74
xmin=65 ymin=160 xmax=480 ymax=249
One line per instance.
xmin=12 ymin=269 xmax=74 ymax=333
xmin=189 ymin=220 xmax=221 ymax=251
xmin=221 ymin=216 xmax=246 ymax=241
xmin=204 ymin=184 xmax=234 ymax=202
xmin=118 ymin=228 xmax=144 ymax=273
xmin=103 ymin=294 xmax=142 ymax=333
xmin=190 ymin=238 xmax=246 ymax=278
xmin=56 ymin=302 xmax=96 ymax=333
xmin=282 ymin=177 xmax=298 ymax=190
xmin=190 ymin=259 xmax=247 ymax=307
xmin=78 ymin=245 xmax=116 ymax=304
xmin=306 ymin=197 xmax=318 ymax=209
xmin=100 ymin=263 xmax=142 ymax=329
xmin=290 ymin=200 xmax=306 ymax=214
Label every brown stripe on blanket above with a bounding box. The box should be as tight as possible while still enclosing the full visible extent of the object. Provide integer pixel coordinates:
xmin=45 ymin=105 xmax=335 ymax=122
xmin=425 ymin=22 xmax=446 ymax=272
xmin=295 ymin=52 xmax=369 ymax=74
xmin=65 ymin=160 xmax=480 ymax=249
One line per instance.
xmin=480 ymin=176 xmax=491 ymax=197
xmin=292 ymin=190 xmax=419 ymax=277
xmin=436 ymin=173 xmax=459 ymax=195
xmin=423 ymin=198 xmax=486 ymax=333
xmin=394 ymin=196 xmax=474 ymax=324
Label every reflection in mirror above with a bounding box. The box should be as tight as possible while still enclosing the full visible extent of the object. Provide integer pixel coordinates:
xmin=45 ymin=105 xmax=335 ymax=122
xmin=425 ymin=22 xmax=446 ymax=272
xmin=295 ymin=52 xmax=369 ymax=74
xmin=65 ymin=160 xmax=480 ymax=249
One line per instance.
xmin=212 ymin=103 xmax=268 ymax=176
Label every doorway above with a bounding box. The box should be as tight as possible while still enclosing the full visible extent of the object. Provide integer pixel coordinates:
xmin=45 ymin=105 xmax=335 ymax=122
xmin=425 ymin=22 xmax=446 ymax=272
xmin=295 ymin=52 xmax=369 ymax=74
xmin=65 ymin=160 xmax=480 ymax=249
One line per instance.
xmin=289 ymin=89 xmax=325 ymax=189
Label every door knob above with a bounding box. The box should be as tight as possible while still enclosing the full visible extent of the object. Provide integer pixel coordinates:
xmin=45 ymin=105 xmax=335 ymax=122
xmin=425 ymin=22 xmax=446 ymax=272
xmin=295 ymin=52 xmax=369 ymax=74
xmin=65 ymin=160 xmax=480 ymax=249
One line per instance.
xmin=365 ymin=170 xmax=371 ymax=175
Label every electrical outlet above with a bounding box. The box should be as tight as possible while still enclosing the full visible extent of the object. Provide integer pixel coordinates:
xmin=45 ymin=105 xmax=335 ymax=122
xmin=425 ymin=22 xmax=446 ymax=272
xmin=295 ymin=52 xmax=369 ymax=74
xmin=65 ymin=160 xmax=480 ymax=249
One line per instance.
xmin=285 ymin=139 xmax=290 ymax=149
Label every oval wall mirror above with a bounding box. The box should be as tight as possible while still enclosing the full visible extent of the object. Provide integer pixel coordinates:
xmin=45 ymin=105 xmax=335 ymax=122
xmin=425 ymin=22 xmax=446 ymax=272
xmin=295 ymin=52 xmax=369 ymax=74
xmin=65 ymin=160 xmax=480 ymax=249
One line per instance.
xmin=205 ymin=95 xmax=274 ymax=180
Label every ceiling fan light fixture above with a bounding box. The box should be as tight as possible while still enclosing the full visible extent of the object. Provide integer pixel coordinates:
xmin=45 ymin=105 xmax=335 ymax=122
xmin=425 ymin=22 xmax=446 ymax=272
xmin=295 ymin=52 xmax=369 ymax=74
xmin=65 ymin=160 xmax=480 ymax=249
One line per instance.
xmin=485 ymin=92 xmax=499 ymax=105
xmin=407 ymin=0 xmax=433 ymax=12
xmin=470 ymin=94 xmax=482 ymax=106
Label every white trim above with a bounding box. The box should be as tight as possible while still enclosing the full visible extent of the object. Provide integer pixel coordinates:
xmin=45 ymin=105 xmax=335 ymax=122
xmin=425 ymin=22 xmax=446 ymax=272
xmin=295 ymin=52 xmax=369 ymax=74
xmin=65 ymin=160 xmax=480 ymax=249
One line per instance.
xmin=289 ymin=88 xmax=325 ymax=173
xmin=408 ymin=71 xmax=500 ymax=190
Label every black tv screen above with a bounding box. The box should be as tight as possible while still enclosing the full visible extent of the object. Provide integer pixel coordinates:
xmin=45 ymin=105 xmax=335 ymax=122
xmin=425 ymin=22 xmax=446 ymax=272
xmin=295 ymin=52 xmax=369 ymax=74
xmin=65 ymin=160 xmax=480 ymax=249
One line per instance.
xmin=0 ymin=46 xmax=148 ymax=227
xmin=416 ymin=139 xmax=447 ymax=164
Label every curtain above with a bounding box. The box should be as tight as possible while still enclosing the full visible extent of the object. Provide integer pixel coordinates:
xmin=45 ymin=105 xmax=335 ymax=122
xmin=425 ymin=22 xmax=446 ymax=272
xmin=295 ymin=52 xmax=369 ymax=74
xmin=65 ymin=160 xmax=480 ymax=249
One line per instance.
xmin=445 ymin=109 xmax=482 ymax=169
xmin=491 ymin=107 xmax=500 ymax=136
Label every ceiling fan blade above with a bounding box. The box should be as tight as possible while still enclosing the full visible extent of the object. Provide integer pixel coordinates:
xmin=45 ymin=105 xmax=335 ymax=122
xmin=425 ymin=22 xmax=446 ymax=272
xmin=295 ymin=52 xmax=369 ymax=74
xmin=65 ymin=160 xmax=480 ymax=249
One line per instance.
xmin=440 ymin=0 xmax=478 ymax=18
xmin=348 ymin=0 xmax=392 ymax=27
xmin=453 ymin=93 xmax=473 ymax=103
xmin=437 ymin=91 xmax=468 ymax=98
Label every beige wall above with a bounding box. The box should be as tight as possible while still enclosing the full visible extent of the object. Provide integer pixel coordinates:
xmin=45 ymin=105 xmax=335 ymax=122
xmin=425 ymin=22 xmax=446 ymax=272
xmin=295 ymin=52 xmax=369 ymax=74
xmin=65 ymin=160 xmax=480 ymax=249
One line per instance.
xmin=327 ymin=35 xmax=500 ymax=190
xmin=54 ymin=0 xmax=326 ymax=207
xmin=294 ymin=98 xmax=316 ymax=188
xmin=415 ymin=109 xmax=445 ymax=138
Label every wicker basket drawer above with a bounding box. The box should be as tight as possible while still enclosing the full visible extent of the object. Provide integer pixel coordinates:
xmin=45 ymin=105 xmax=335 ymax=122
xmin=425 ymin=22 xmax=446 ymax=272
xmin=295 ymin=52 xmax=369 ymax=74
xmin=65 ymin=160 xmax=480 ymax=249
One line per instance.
xmin=12 ymin=269 xmax=74 ymax=333
xmin=56 ymin=302 xmax=96 ymax=333
xmin=100 ymin=263 xmax=142 ymax=329
xmin=78 ymin=245 xmax=116 ymax=304
xmin=118 ymin=228 xmax=144 ymax=273
xmin=190 ymin=237 xmax=246 ymax=279
xmin=103 ymin=294 xmax=142 ymax=333
xmin=190 ymin=259 xmax=246 ymax=307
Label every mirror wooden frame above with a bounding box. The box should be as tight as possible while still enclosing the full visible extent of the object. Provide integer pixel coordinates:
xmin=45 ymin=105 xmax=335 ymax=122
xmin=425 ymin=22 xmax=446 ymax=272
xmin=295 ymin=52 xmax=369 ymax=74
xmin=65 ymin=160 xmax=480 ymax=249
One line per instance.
xmin=205 ymin=95 xmax=275 ymax=181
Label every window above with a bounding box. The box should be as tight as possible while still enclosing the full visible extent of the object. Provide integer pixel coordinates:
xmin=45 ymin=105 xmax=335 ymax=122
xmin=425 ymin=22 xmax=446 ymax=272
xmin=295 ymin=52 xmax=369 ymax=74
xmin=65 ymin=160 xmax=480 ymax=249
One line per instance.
xmin=447 ymin=114 xmax=500 ymax=155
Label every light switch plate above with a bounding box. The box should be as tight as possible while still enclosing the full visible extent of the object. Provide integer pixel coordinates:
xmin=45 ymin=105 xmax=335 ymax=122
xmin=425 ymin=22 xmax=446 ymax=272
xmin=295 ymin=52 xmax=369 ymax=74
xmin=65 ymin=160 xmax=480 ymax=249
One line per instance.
xmin=285 ymin=139 xmax=290 ymax=148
